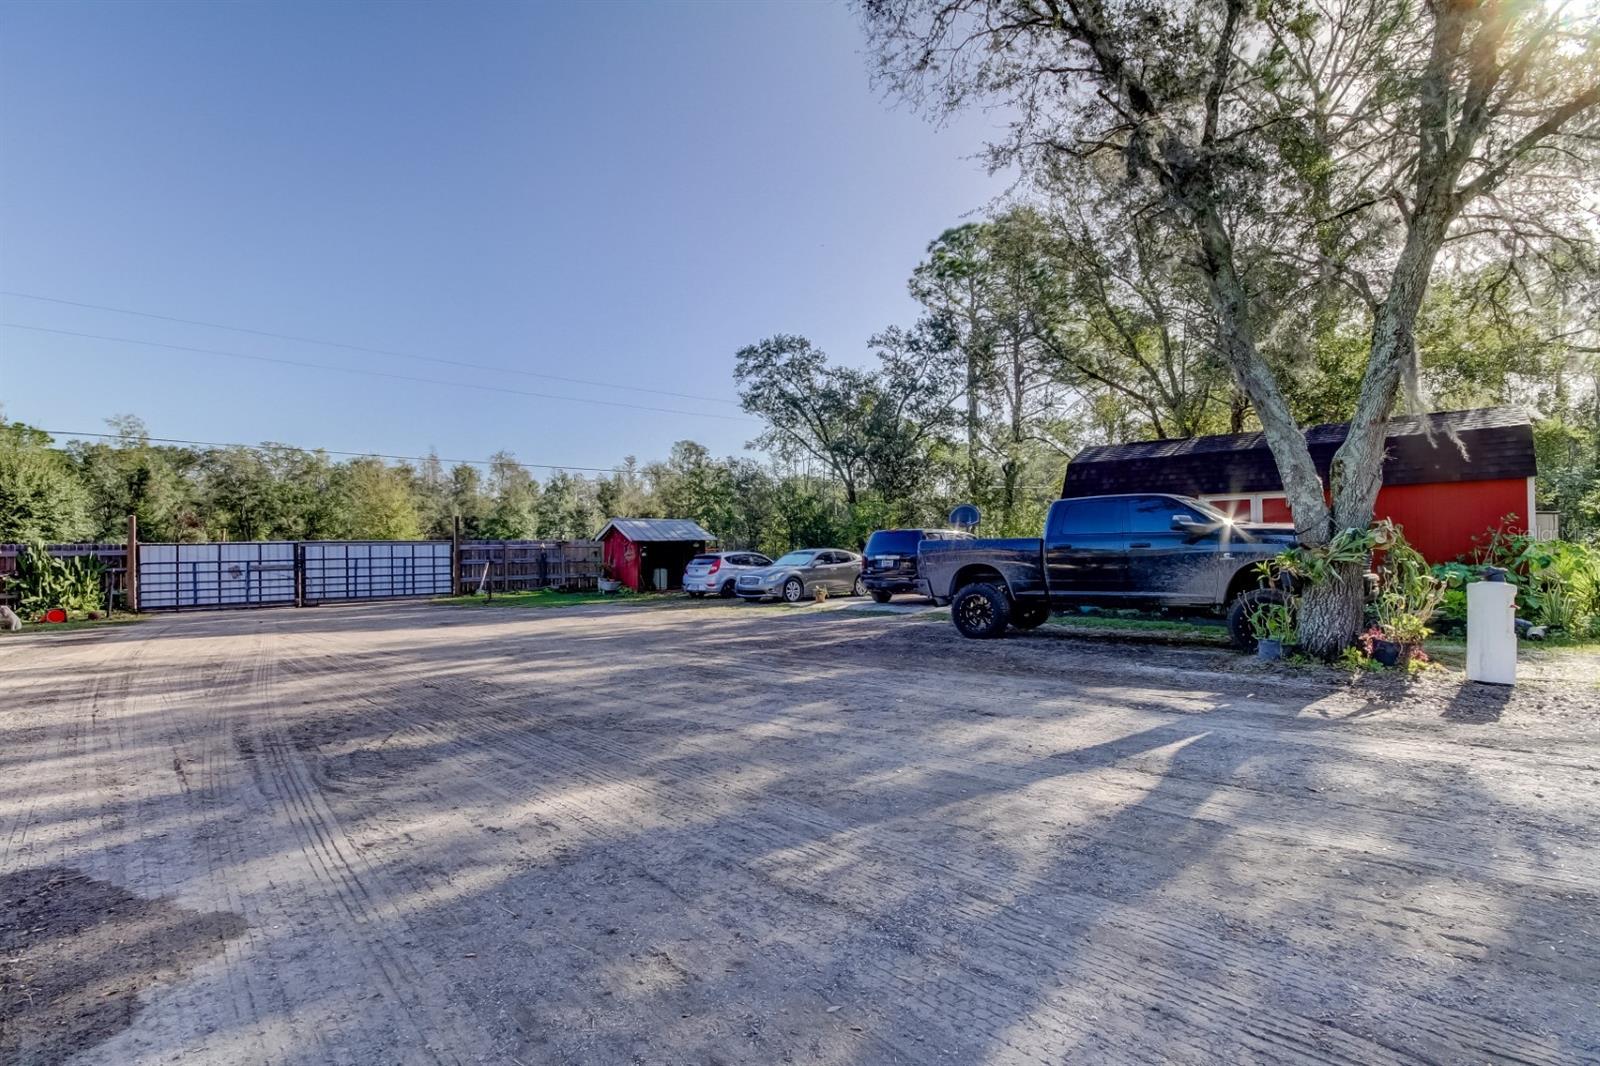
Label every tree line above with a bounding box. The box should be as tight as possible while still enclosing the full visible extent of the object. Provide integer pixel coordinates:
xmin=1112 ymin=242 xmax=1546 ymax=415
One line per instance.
xmin=0 ymin=415 xmax=941 ymax=558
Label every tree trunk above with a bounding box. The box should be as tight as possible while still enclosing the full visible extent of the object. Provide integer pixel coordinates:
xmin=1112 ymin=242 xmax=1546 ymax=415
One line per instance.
xmin=1296 ymin=562 xmax=1366 ymax=659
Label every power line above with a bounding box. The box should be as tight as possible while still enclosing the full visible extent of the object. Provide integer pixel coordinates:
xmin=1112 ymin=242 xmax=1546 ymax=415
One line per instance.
xmin=32 ymin=427 xmax=625 ymax=474
xmin=0 ymin=323 xmax=759 ymax=424
xmin=0 ymin=289 xmax=743 ymax=406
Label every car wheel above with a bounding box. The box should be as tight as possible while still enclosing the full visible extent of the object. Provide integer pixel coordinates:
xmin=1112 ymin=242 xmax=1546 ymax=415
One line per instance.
xmin=1227 ymin=588 xmax=1284 ymax=651
xmin=951 ymin=582 xmax=1011 ymax=639
xmin=851 ymin=575 xmax=865 ymax=597
xmin=1010 ymin=601 xmax=1050 ymax=631
xmin=687 ymin=591 xmax=704 ymax=599
xmin=782 ymin=577 xmax=805 ymax=604
xmin=719 ymin=581 xmax=735 ymax=598
xmin=869 ymin=589 xmax=892 ymax=604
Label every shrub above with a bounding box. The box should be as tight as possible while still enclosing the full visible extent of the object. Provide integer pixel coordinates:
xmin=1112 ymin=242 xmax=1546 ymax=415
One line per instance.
xmin=1469 ymin=520 xmax=1600 ymax=636
xmin=5 ymin=541 xmax=106 ymax=618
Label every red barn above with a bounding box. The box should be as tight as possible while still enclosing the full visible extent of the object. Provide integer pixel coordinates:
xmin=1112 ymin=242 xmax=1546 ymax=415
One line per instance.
xmin=597 ymin=518 xmax=714 ymax=592
xmin=1060 ymin=407 xmax=1538 ymax=562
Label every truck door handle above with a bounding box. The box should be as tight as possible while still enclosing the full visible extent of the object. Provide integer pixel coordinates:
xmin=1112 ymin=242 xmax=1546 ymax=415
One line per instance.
xmin=1130 ymin=542 xmax=1151 ymax=548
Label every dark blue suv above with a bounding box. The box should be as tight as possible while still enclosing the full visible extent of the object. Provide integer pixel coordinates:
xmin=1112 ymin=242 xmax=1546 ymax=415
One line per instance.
xmin=861 ymin=528 xmax=974 ymax=603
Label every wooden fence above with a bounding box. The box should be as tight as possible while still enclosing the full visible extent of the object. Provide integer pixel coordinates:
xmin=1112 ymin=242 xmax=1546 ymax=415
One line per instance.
xmin=0 ymin=542 xmax=130 ymax=613
xmin=456 ymin=540 xmax=603 ymax=595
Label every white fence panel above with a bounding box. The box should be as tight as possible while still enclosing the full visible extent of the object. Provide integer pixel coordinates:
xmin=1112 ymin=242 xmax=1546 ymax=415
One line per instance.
xmin=302 ymin=541 xmax=453 ymax=603
xmin=138 ymin=542 xmax=297 ymax=610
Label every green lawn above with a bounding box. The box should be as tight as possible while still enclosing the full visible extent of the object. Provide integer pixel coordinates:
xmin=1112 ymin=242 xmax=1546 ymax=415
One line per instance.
xmin=433 ymin=588 xmax=684 ymax=610
xmin=1043 ymin=611 xmax=1232 ymax=643
xmin=0 ymin=612 xmax=144 ymax=638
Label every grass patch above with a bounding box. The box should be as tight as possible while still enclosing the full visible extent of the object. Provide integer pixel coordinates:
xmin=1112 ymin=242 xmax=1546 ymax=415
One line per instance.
xmin=1044 ymin=611 xmax=1231 ymax=643
xmin=434 ymin=589 xmax=679 ymax=610
xmin=0 ymin=612 xmax=143 ymax=638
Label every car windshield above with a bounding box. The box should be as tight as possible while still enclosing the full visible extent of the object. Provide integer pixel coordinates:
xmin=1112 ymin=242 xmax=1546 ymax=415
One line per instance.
xmin=771 ymin=552 xmax=816 ymax=567
xmin=864 ymin=530 xmax=922 ymax=555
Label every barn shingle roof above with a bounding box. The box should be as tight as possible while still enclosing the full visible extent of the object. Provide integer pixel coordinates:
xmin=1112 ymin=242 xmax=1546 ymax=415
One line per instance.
xmin=595 ymin=518 xmax=714 ymax=543
xmin=1062 ymin=407 xmax=1536 ymax=499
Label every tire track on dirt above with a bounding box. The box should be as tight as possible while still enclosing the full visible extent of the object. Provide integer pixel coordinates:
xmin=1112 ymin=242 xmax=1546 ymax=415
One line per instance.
xmin=274 ymin=618 xmax=1594 ymax=1065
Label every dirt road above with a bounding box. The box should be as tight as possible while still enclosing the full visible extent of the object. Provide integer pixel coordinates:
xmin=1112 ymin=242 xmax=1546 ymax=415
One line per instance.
xmin=2 ymin=602 xmax=1597 ymax=1065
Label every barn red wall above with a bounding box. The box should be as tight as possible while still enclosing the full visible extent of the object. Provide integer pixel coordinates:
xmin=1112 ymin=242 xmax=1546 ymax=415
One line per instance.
xmin=602 ymin=529 xmax=643 ymax=591
xmin=1374 ymin=478 xmax=1528 ymax=562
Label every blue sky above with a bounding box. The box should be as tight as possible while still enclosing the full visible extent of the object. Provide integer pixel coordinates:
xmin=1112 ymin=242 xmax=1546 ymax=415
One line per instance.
xmin=0 ymin=0 xmax=1008 ymax=472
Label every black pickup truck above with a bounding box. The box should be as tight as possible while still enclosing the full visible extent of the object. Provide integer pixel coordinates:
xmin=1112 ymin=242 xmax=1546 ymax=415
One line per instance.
xmin=918 ymin=493 xmax=1298 ymax=646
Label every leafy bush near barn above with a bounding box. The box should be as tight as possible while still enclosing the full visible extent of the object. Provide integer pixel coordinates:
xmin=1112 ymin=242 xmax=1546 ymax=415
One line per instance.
xmin=1432 ymin=522 xmax=1600 ymax=638
xmin=4 ymin=541 xmax=106 ymax=618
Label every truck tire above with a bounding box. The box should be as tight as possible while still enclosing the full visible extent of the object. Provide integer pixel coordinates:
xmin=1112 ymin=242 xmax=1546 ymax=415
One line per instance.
xmin=1010 ymin=601 xmax=1051 ymax=631
xmin=951 ymin=582 xmax=1011 ymax=639
xmin=870 ymin=589 xmax=893 ymax=604
xmin=1227 ymin=588 xmax=1284 ymax=651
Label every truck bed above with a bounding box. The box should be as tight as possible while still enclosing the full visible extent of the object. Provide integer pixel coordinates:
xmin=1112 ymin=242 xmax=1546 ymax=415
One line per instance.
xmin=918 ymin=537 xmax=1047 ymax=603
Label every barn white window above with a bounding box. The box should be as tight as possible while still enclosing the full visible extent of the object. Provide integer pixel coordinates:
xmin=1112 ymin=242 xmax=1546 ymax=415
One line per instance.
xmin=1199 ymin=492 xmax=1288 ymax=524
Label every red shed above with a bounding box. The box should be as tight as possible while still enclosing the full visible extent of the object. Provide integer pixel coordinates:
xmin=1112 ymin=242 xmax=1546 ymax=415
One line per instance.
xmin=597 ymin=518 xmax=715 ymax=592
xmin=1060 ymin=407 xmax=1538 ymax=562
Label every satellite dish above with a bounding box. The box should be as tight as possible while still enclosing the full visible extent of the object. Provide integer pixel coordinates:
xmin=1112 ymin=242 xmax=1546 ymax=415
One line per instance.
xmin=948 ymin=504 xmax=981 ymax=531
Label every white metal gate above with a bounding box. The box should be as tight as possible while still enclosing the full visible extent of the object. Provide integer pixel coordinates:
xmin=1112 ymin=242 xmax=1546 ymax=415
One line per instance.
xmin=137 ymin=542 xmax=297 ymax=610
xmin=137 ymin=540 xmax=453 ymax=610
xmin=302 ymin=541 xmax=453 ymax=604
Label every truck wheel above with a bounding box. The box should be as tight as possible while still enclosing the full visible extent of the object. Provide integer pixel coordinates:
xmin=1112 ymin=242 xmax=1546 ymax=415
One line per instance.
xmin=869 ymin=589 xmax=892 ymax=604
xmin=951 ymin=582 xmax=1011 ymax=639
xmin=1010 ymin=602 xmax=1051 ymax=631
xmin=782 ymin=577 xmax=805 ymax=603
xmin=1227 ymin=588 xmax=1284 ymax=651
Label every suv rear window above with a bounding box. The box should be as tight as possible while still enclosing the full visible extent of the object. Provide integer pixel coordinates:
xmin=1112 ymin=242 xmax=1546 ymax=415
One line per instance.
xmin=865 ymin=530 xmax=923 ymax=555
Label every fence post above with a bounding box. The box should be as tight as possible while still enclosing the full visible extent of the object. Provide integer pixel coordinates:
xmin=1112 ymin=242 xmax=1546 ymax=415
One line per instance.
xmin=126 ymin=515 xmax=140 ymax=614
xmin=451 ymin=517 xmax=461 ymax=595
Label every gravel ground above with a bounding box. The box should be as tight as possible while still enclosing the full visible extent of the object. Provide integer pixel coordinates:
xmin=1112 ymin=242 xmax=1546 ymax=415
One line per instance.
xmin=1 ymin=600 xmax=1597 ymax=1065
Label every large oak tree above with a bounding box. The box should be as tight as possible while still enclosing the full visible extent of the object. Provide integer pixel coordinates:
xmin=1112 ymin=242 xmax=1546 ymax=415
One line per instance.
xmin=862 ymin=0 xmax=1600 ymax=653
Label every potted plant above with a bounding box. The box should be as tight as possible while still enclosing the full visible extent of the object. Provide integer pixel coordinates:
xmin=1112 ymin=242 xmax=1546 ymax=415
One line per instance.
xmin=1369 ymin=547 xmax=1449 ymax=666
xmin=597 ymin=564 xmax=621 ymax=594
xmin=1370 ymin=601 xmax=1430 ymax=666
xmin=1248 ymin=598 xmax=1296 ymax=660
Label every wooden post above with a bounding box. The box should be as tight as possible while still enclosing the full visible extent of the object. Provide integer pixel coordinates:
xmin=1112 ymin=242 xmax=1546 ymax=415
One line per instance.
xmin=126 ymin=515 xmax=140 ymax=614
xmin=451 ymin=516 xmax=461 ymax=595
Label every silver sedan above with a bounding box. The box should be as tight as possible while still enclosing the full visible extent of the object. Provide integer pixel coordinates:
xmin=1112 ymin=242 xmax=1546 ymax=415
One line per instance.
xmin=734 ymin=549 xmax=864 ymax=603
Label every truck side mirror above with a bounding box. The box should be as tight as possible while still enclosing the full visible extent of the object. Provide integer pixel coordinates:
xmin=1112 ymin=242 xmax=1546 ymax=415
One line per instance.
xmin=1170 ymin=515 xmax=1199 ymax=533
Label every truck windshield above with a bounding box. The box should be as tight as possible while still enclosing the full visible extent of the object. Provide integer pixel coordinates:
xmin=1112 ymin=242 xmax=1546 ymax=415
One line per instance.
xmin=1175 ymin=497 xmax=1233 ymax=523
xmin=864 ymin=530 xmax=922 ymax=555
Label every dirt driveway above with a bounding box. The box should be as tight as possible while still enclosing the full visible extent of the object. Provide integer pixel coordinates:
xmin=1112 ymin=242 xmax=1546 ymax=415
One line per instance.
xmin=2 ymin=602 xmax=1597 ymax=1065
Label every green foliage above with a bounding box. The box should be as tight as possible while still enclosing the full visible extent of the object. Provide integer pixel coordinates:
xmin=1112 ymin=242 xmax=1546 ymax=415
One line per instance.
xmin=1271 ymin=524 xmax=1380 ymax=586
xmin=1471 ymin=522 xmax=1600 ymax=637
xmin=1247 ymin=599 xmax=1297 ymax=643
xmin=1338 ymin=645 xmax=1382 ymax=672
xmin=0 ymin=423 xmax=94 ymax=542
xmin=6 ymin=541 xmax=106 ymax=617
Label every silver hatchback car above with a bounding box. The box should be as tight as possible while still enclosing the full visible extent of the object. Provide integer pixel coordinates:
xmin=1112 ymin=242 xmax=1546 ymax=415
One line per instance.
xmin=735 ymin=549 xmax=864 ymax=603
xmin=682 ymin=551 xmax=773 ymax=598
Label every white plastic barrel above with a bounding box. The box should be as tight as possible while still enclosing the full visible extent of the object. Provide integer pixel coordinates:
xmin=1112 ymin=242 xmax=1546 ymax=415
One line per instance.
xmin=1466 ymin=580 xmax=1517 ymax=686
